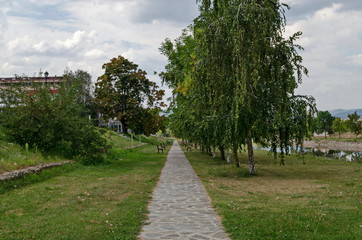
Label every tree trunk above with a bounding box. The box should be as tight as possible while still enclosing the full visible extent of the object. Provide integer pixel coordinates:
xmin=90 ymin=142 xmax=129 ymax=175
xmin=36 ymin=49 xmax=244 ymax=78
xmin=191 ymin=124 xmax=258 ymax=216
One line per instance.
xmin=247 ymin=133 xmax=255 ymax=175
xmin=219 ymin=146 xmax=225 ymax=161
xmin=121 ymin=120 xmax=128 ymax=134
xmin=233 ymin=145 xmax=240 ymax=168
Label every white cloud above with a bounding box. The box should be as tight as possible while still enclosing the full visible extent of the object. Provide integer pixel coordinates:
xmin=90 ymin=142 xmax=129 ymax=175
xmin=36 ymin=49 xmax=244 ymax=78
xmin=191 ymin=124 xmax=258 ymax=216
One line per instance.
xmin=85 ymin=49 xmax=106 ymax=59
xmin=289 ymin=3 xmax=362 ymax=109
xmin=1 ymin=0 xmax=360 ymax=110
xmin=347 ymin=54 xmax=362 ymax=66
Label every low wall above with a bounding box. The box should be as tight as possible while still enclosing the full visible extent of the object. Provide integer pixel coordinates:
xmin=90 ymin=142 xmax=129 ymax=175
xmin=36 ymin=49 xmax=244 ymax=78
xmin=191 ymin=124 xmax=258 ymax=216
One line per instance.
xmin=304 ymin=140 xmax=362 ymax=152
xmin=0 ymin=161 xmax=74 ymax=182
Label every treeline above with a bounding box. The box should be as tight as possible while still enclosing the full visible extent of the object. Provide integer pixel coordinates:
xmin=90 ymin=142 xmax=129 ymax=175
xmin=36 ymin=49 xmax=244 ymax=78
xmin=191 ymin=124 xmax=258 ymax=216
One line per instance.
xmin=314 ymin=110 xmax=362 ymax=138
xmin=0 ymin=57 xmax=167 ymax=164
xmin=160 ymin=0 xmax=316 ymax=174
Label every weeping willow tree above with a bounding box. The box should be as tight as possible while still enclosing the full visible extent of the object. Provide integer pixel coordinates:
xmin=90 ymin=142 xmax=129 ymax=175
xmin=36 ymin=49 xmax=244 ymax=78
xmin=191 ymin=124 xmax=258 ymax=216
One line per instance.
xmin=161 ymin=0 xmax=315 ymax=174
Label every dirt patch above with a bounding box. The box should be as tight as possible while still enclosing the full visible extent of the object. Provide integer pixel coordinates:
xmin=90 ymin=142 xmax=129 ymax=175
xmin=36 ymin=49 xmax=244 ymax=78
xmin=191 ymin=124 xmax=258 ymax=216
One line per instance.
xmin=304 ymin=140 xmax=362 ymax=152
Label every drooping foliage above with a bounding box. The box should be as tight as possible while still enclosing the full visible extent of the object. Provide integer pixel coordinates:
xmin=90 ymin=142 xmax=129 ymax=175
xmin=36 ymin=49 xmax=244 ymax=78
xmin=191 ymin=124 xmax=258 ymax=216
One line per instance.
xmin=161 ymin=0 xmax=316 ymax=174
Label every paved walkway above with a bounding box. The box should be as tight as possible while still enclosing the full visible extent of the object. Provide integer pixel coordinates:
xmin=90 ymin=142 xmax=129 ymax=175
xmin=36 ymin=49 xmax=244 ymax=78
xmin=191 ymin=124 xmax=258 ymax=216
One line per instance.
xmin=139 ymin=141 xmax=230 ymax=240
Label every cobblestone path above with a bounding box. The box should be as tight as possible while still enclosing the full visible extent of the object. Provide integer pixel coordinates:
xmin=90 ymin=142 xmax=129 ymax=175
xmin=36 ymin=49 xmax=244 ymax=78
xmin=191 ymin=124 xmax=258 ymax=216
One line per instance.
xmin=139 ymin=141 xmax=230 ymax=240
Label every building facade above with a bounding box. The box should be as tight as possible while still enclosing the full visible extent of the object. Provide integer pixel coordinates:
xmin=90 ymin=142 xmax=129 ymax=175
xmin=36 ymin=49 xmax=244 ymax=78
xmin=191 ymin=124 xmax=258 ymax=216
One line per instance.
xmin=0 ymin=75 xmax=63 ymax=94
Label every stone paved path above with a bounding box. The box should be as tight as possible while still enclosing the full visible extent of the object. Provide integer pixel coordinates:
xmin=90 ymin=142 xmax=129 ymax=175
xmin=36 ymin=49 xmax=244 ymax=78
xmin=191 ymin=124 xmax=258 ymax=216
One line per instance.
xmin=139 ymin=141 xmax=230 ymax=240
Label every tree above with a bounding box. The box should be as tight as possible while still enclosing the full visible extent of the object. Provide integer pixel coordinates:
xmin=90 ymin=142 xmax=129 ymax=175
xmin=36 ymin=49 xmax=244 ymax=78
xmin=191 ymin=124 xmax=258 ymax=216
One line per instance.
xmin=347 ymin=111 xmax=362 ymax=138
xmin=0 ymin=72 xmax=109 ymax=164
xmin=161 ymin=0 xmax=315 ymax=174
xmin=315 ymin=111 xmax=335 ymax=139
xmin=63 ymin=69 xmax=99 ymax=121
xmin=332 ymin=118 xmax=347 ymax=139
xmin=94 ymin=55 xmax=165 ymax=134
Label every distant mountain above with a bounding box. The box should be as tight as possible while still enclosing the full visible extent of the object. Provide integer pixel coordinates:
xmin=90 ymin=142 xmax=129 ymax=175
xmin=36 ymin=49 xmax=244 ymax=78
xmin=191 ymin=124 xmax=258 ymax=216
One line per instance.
xmin=329 ymin=109 xmax=362 ymax=119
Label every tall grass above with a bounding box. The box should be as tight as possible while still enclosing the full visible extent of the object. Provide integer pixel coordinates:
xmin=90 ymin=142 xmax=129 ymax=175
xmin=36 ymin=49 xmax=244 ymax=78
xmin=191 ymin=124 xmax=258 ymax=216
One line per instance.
xmin=0 ymin=140 xmax=64 ymax=174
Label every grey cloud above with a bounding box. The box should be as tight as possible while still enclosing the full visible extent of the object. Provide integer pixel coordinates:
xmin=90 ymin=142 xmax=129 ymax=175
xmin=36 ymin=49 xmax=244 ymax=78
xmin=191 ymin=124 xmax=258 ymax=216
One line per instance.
xmin=130 ymin=0 xmax=198 ymax=25
xmin=7 ymin=1 xmax=71 ymax=21
xmin=285 ymin=0 xmax=362 ymax=23
xmin=0 ymin=0 xmax=12 ymax=41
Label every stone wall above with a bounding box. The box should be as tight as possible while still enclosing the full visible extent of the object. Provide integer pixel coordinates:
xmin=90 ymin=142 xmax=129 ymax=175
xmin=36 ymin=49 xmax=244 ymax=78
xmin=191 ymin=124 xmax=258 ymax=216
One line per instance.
xmin=304 ymin=140 xmax=362 ymax=152
xmin=0 ymin=161 xmax=74 ymax=182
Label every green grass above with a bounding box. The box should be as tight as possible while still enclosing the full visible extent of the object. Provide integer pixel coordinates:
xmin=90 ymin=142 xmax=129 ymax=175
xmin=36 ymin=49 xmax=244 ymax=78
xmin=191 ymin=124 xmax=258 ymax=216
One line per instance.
xmin=106 ymin=130 xmax=173 ymax=148
xmin=0 ymin=140 xmax=65 ymax=174
xmin=0 ymin=139 xmax=170 ymax=239
xmin=184 ymin=148 xmax=362 ymax=240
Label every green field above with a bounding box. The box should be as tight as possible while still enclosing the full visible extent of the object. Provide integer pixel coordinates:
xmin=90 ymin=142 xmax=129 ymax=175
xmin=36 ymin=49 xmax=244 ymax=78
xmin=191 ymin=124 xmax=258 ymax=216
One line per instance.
xmin=184 ymin=148 xmax=362 ymax=240
xmin=0 ymin=135 xmax=170 ymax=240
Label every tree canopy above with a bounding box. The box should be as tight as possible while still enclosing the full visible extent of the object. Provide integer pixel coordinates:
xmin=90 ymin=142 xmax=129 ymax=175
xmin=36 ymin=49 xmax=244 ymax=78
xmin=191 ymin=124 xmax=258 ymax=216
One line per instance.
xmin=314 ymin=111 xmax=335 ymax=138
xmin=94 ymin=55 xmax=166 ymax=135
xmin=347 ymin=111 xmax=362 ymax=138
xmin=160 ymin=0 xmax=315 ymax=174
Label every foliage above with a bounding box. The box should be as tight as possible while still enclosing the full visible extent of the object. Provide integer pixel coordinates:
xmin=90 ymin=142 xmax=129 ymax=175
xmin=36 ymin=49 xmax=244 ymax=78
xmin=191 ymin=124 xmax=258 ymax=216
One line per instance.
xmin=161 ymin=0 xmax=315 ymax=173
xmin=347 ymin=111 xmax=362 ymax=138
xmin=314 ymin=111 xmax=335 ymax=138
xmin=94 ymin=56 xmax=166 ymax=134
xmin=332 ymin=117 xmax=348 ymax=138
xmin=0 ymin=73 xmax=109 ymax=164
xmin=63 ymin=69 xmax=99 ymax=122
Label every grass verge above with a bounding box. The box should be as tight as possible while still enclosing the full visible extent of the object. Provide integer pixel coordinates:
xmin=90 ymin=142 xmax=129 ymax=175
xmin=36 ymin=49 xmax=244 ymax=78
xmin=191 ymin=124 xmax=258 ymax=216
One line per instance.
xmin=0 ymin=140 xmax=66 ymax=174
xmin=0 ymin=143 xmax=170 ymax=240
xmin=184 ymin=148 xmax=362 ymax=240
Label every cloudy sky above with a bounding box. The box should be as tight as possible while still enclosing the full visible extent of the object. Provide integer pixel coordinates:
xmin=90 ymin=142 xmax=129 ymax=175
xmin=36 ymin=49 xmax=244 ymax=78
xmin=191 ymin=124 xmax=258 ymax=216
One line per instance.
xmin=0 ymin=0 xmax=361 ymax=111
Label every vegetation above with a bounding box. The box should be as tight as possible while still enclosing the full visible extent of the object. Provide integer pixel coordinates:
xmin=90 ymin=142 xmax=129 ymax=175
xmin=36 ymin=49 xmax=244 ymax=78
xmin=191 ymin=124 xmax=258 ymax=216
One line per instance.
xmin=94 ymin=56 xmax=166 ymax=135
xmin=0 ymin=127 xmax=65 ymax=174
xmin=347 ymin=111 xmax=362 ymax=138
xmin=332 ymin=117 xmax=348 ymax=139
xmin=0 ymin=72 xmax=109 ymax=165
xmin=314 ymin=111 xmax=335 ymax=138
xmin=184 ymin=147 xmax=362 ymax=240
xmin=63 ymin=69 xmax=99 ymax=122
xmin=0 ymin=134 xmax=170 ymax=240
xmin=160 ymin=0 xmax=315 ymax=174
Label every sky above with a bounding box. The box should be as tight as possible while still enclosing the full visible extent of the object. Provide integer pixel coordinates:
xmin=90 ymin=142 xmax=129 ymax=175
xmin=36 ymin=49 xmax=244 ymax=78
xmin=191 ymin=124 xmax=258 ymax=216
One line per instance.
xmin=0 ymin=0 xmax=361 ymax=111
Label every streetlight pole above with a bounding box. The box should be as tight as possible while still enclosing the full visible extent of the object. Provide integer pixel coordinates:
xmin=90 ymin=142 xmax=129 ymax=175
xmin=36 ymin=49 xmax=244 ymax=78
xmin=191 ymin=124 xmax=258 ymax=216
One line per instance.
xmin=44 ymin=71 xmax=49 ymax=85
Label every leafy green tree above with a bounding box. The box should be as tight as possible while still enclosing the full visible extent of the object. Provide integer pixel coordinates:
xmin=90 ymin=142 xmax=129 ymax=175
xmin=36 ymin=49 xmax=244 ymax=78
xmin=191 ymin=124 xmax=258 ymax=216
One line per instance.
xmin=0 ymin=74 xmax=109 ymax=164
xmin=161 ymin=0 xmax=316 ymax=174
xmin=332 ymin=118 xmax=348 ymax=139
xmin=63 ymin=69 xmax=99 ymax=121
xmin=315 ymin=111 xmax=335 ymax=139
xmin=347 ymin=111 xmax=361 ymax=138
xmin=94 ymin=55 xmax=165 ymax=134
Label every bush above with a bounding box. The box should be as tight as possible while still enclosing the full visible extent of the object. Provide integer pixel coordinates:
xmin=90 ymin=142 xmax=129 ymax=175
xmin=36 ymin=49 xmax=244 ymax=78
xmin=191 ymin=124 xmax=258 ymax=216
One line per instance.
xmin=0 ymin=76 xmax=109 ymax=164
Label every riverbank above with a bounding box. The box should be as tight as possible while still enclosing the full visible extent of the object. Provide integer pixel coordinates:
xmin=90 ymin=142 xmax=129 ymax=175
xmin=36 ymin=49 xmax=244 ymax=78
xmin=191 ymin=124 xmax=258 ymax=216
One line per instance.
xmin=304 ymin=140 xmax=362 ymax=152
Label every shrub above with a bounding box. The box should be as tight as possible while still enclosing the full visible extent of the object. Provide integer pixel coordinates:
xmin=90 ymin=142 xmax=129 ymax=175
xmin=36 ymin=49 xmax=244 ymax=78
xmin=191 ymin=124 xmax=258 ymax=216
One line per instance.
xmin=0 ymin=75 xmax=109 ymax=164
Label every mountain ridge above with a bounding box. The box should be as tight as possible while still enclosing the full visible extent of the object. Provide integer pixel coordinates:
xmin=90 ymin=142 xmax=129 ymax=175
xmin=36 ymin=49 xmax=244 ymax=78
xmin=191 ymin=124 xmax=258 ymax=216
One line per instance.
xmin=328 ymin=109 xmax=362 ymax=119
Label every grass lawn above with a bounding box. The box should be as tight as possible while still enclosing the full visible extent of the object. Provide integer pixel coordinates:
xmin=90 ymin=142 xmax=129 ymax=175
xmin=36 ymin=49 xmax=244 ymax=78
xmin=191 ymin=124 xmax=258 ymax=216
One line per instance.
xmin=0 ymin=140 xmax=65 ymax=174
xmin=184 ymin=148 xmax=362 ymax=240
xmin=0 ymin=143 xmax=170 ymax=240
